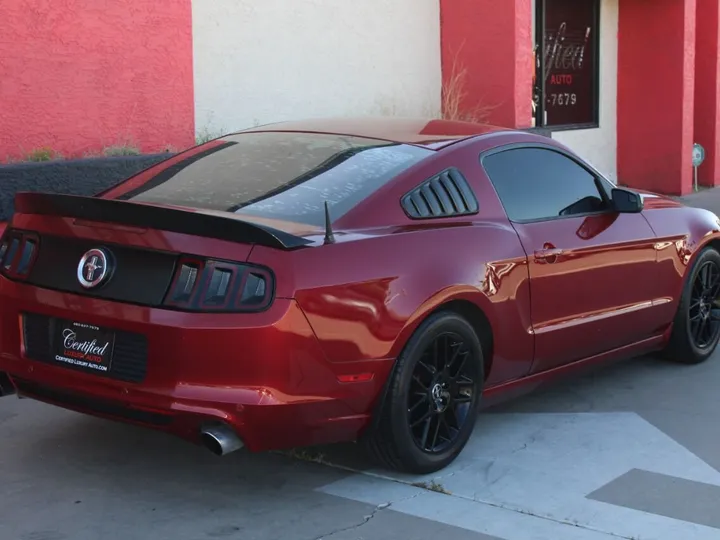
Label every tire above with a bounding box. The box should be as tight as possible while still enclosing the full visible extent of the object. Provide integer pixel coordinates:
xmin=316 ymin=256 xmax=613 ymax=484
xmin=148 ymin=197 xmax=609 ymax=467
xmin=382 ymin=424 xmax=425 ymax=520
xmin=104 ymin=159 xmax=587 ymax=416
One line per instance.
xmin=363 ymin=311 xmax=484 ymax=474
xmin=664 ymin=246 xmax=720 ymax=364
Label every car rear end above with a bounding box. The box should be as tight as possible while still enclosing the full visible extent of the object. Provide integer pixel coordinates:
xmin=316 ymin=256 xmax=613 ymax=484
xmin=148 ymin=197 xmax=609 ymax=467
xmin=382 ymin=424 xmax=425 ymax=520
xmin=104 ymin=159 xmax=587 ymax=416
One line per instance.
xmin=0 ymin=207 xmax=335 ymax=451
xmin=0 ymin=129 xmax=434 ymax=454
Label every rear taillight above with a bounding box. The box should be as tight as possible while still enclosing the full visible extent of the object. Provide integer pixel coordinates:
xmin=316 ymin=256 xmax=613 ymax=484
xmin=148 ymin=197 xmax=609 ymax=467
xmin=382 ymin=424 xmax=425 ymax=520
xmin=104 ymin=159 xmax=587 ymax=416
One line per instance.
xmin=163 ymin=256 xmax=274 ymax=312
xmin=0 ymin=228 xmax=39 ymax=280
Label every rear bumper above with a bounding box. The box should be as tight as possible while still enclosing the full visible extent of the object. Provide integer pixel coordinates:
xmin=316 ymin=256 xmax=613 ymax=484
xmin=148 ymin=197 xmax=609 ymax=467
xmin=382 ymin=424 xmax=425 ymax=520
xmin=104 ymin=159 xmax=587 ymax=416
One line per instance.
xmin=6 ymin=375 xmax=369 ymax=451
xmin=0 ymin=280 xmax=390 ymax=451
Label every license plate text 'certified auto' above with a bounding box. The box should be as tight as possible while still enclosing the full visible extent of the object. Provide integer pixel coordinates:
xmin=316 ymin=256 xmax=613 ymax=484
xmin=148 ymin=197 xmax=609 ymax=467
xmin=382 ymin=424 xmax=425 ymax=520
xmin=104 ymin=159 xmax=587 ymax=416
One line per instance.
xmin=53 ymin=320 xmax=116 ymax=374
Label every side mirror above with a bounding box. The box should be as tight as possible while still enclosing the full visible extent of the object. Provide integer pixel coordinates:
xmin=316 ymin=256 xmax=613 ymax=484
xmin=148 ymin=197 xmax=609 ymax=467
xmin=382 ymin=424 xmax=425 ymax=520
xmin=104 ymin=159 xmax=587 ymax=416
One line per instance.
xmin=611 ymin=188 xmax=643 ymax=213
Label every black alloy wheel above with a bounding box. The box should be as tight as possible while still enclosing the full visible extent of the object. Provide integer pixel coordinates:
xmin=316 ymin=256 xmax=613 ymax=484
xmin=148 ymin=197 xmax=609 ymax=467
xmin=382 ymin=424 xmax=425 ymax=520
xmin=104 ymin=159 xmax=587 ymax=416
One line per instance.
xmin=408 ymin=332 xmax=477 ymax=454
xmin=364 ymin=311 xmax=484 ymax=474
xmin=688 ymin=259 xmax=720 ymax=349
xmin=665 ymin=246 xmax=720 ymax=364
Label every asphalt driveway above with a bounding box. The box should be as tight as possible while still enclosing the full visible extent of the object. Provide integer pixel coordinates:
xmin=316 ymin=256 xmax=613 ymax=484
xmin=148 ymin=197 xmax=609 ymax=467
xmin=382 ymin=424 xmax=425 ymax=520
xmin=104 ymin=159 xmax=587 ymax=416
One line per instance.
xmin=2 ymin=189 xmax=720 ymax=540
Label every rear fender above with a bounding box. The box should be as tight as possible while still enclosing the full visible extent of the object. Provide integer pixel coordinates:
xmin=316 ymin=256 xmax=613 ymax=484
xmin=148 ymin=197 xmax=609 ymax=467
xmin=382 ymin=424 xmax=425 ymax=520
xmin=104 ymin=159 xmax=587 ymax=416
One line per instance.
xmin=290 ymin=223 xmax=532 ymax=432
xmin=385 ymin=286 xmax=497 ymax=361
xmin=363 ymin=288 xmax=503 ymax=439
xmin=292 ymin=225 xmax=531 ymax=370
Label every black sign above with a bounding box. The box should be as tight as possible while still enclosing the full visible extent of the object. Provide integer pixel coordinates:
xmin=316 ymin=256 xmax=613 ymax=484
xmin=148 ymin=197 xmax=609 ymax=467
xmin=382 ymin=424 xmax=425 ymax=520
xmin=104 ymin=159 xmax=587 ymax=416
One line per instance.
xmin=541 ymin=0 xmax=598 ymax=127
xmin=53 ymin=320 xmax=116 ymax=374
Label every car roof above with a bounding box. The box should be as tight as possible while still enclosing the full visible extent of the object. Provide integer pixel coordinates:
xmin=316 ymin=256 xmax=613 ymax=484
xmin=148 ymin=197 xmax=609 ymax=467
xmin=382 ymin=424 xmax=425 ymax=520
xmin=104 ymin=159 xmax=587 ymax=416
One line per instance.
xmin=236 ymin=117 xmax=512 ymax=150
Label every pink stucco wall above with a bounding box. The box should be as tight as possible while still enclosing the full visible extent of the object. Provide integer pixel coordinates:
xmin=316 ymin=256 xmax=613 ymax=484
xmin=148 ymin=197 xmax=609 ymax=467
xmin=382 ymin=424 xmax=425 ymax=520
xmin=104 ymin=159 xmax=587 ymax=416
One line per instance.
xmin=0 ymin=0 xmax=195 ymax=161
xmin=618 ymin=0 xmax=697 ymax=195
xmin=440 ymin=0 xmax=533 ymax=129
xmin=695 ymin=0 xmax=720 ymax=187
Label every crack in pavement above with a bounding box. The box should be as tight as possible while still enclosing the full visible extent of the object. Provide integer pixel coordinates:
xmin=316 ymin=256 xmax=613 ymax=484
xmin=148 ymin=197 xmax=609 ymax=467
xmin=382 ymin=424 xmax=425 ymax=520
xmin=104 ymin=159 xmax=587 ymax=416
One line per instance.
xmin=509 ymin=428 xmax=544 ymax=455
xmin=452 ymin=491 xmax=635 ymax=540
xmin=313 ymin=459 xmax=635 ymax=539
xmin=311 ymin=503 xmax=387 ymax=540
xmin=429 ymin=459 xmax=477 ymax=482
xmin=311 ymin=493 xmax=422 ymax=540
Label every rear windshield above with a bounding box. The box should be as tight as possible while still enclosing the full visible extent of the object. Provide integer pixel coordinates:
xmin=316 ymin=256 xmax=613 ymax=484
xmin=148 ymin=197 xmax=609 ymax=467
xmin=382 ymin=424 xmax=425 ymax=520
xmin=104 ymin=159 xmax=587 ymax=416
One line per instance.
xmin=106 ymin=132 xmax=433 ymax=226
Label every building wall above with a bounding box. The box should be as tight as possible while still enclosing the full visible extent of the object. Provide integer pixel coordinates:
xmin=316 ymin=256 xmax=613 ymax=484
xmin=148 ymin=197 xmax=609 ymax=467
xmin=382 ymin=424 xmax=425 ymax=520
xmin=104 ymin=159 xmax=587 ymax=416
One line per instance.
xmin=552 ymin=0 xmax=619 ymax=182
xmin=0 ymin=0 xmax=195 ymax=161
xmin=694 ymin=0 xmax=720 ymax=187
xmin=192 ymin=0 xmax=443 ymax=136
xmin=1 ymin=0 xmax=714 ymax=196
xmin=618 ymin=0 xmax=697 ymax=195
xmin=440 ymin=0 xmax=533 ymax=129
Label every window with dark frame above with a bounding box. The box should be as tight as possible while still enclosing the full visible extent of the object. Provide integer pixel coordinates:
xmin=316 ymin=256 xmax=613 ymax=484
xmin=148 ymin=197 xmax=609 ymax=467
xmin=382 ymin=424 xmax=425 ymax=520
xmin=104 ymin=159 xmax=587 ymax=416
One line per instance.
xmin=533 ymin=0 xmax=600 ymax=130
xmin=481 ymin=147 xmax=610 ymax=222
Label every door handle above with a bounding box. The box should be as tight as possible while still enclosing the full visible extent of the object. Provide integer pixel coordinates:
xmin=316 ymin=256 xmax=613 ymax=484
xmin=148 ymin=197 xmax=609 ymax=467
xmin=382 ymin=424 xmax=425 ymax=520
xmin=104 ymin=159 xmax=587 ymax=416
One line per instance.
xmin=534 ymin=247 xmax=564 ymax=263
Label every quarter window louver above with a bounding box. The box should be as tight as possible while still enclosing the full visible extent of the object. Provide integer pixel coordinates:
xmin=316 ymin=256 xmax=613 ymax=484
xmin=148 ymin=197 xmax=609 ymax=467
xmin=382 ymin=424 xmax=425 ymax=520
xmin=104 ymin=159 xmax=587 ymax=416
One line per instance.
xmin=401 ymin=168 xmax=479 ymax=219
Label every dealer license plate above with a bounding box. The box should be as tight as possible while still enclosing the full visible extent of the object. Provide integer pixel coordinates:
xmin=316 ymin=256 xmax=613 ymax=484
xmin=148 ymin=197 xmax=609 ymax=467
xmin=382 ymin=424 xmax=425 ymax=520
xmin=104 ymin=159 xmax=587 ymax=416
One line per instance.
xmin=52 ymin=319 xmax=116 ymax=374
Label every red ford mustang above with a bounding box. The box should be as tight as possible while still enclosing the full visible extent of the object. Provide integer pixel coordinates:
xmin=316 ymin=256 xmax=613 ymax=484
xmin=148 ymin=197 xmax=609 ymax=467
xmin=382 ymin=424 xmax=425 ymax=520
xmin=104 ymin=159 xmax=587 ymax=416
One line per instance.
xmin=1 ymin=118 xmax=719 ymax=473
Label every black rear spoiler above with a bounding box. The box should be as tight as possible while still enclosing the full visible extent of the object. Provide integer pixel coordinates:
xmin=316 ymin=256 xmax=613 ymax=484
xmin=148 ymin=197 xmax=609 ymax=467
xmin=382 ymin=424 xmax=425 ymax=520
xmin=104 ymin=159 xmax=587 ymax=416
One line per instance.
xmin=13 ymin=192 xmax=313 ymax=250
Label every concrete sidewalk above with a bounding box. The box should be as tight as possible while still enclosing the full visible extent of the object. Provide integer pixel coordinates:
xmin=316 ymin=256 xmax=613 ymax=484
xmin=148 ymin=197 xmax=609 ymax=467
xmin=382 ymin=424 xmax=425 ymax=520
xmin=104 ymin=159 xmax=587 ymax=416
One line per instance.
xmin=3 ymin=349 xmax=719 ymax=540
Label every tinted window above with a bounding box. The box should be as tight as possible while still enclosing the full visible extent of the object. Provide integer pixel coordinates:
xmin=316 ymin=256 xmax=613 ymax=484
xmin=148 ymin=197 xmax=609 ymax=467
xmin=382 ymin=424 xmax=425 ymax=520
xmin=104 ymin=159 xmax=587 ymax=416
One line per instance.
xmin=482 ymin=147 xmax=608 ymax=222
xmin=104 ymin=132 xmax=433 ymax=227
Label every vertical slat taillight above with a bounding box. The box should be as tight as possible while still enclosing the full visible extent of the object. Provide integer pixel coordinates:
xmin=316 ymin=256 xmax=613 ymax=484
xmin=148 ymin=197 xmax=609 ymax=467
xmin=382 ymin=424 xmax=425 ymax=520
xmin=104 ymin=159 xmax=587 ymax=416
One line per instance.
xmin=0 ymin=229 xmax=39 ymax=280
xmin=163 ymin=256 xmax=274 ymax=312
xmin=237 ymin=268 xmax=272 ymax=309
xmin=165 ymin=257 xmax=204 ymax=308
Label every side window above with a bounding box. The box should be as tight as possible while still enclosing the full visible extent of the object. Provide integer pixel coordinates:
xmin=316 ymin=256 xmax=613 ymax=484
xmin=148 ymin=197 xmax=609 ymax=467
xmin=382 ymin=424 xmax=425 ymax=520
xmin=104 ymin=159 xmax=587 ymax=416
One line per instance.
xmin=481 ymin=147 xmax=609 ymax=222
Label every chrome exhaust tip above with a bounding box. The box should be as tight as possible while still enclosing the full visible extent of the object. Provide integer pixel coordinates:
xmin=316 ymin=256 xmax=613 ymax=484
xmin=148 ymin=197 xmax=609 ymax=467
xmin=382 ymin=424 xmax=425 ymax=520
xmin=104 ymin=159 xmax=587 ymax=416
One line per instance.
xmin=199 ymin=423 xmax=244 ymax=456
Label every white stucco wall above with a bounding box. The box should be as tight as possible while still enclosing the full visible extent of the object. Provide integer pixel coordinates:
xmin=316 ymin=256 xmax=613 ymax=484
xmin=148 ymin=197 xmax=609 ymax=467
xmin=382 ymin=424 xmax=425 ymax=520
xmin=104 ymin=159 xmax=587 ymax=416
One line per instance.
xmin=552 ymin=0 xmax=619 ymax=182
xmin=191 ymin=0 xmax=442 ymax=137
